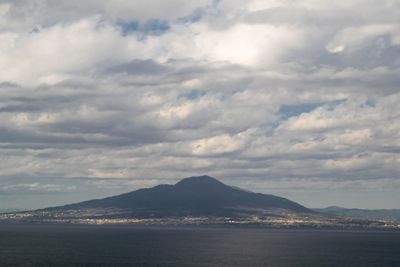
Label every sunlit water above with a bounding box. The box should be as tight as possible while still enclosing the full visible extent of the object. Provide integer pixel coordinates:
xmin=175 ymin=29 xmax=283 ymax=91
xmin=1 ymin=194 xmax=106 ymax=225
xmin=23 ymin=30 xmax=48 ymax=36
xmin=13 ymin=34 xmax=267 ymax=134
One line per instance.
xmin=0 ymin=224 xmax=399 ymax=266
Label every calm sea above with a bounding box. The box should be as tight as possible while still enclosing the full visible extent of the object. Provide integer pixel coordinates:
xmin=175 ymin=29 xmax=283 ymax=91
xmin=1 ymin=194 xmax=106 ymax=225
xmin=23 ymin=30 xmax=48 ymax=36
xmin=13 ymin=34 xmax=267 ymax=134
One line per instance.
xmin=0 ymin=224 xmax=399 ymax=266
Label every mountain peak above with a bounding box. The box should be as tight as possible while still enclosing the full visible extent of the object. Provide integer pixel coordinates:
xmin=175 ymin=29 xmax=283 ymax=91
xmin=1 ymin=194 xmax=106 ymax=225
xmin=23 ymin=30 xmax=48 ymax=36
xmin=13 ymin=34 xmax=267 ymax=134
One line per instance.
xmin=175 ymin=175 xmax=226 ymax=188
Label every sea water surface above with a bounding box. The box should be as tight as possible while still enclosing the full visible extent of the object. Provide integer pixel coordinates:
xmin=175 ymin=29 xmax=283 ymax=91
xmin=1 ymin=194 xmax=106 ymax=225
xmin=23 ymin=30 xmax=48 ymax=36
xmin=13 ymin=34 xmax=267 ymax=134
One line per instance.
xmin=0 ymin=224 xmax=399 ymax=266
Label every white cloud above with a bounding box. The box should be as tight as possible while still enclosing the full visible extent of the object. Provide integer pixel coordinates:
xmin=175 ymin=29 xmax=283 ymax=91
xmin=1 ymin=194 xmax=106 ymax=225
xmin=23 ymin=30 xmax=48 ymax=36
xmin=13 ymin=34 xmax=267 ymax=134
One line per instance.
xmin=0 ymin=17 xmax=154 ymax=85
xmin=0 ymin=0 xmax=399 ymax=208
xmin=190 ymin=131 xmax=250 ymax=156
xmin=327 ymin=24 xmax=400 ymax=53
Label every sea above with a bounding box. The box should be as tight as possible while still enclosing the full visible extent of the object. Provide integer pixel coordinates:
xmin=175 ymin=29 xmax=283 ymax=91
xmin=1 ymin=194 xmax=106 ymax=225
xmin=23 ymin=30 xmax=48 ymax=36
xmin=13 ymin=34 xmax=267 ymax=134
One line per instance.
xmin=0 ymin=224 xmax=399 ymax=266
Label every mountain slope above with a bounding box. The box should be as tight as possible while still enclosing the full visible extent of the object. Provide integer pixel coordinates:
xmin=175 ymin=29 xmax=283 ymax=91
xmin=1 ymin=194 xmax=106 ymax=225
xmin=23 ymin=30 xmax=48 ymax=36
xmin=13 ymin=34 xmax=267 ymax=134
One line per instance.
xmin=46 ymin=175 xmax=311 ymax=217
xmin=3 ymin=177 xmax=399 ymax=230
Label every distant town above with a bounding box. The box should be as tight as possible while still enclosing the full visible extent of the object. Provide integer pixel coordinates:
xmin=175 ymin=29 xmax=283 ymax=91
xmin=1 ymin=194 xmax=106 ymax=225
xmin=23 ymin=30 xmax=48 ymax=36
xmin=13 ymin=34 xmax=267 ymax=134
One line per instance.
xmin=1 ymin=208 xmax=399 ymax=230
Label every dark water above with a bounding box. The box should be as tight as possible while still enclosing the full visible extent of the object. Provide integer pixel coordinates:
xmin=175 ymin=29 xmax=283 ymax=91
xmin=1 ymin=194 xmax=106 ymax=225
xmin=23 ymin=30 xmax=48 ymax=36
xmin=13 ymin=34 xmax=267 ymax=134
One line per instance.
xmin=0 ymin=224 xmax=399 ymax=267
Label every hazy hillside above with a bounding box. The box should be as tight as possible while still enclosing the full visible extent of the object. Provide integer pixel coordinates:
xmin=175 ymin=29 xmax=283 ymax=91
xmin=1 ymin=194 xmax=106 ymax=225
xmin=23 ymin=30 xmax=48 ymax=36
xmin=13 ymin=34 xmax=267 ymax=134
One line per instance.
xmin=314 ymin=206 xmax=400 ymax=221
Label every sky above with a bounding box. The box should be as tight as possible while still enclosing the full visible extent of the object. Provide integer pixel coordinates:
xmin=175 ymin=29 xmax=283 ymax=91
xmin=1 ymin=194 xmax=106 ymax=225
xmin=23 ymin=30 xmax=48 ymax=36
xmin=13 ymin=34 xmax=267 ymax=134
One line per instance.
xmin=0 ymin=0 xmax=399 ymax=210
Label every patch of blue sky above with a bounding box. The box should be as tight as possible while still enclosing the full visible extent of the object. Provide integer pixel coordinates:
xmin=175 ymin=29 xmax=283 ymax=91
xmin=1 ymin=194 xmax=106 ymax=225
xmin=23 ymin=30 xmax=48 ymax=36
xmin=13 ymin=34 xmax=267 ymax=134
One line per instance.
xmin=324 ymin=99 xmax=347 ymax=111
xmin=119 ymin=19 xmax=170 ymax=37
xmin=119 ymin=1 xmax=216 ymax=37
xmin=278 ymin=103 xmax=322 ymax=119
xmin=30 ymin=26 xmax=40 ymax=33
xmin=364 ymin=98 xmax=376 ymax=107
xmin=178 ymin=0 xmax=219 ymax=24
xmin=278 ymin=99 xmax=347 ymax=119
xmin=177 ymin=7 xmax=206 ymax=24
xmin=180 ymin=90 xmax=206 ymax=100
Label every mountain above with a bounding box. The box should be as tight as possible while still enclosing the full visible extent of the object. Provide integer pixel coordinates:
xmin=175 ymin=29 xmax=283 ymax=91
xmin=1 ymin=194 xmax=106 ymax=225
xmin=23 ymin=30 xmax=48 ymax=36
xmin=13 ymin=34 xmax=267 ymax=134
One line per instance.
xmin=314 ymin=206 xmax=400 ymax=222
xmin=45 ymin=175 xmax=311 ymax=217
xmin=2 ymin=176 xmax=399 ymax=230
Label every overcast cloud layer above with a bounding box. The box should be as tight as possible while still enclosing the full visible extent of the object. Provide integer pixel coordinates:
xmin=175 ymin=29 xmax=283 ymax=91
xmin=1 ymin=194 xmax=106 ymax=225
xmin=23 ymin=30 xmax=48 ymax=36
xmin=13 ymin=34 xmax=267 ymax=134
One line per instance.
xmin=0 ymin=0 xmax=399 ymax=209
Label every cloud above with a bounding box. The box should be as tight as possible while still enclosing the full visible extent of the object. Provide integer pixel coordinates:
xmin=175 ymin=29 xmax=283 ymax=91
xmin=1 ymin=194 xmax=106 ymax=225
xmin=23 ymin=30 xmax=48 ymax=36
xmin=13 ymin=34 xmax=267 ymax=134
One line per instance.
xmin=326 ymin=24 xmax=400 ymax=53
xmin=0 ymin=0 xmax=212 ymax=31
xmin=0 ymin=0 xmax=399 ymax=209
xmin=0 ymin=183 xmax=77 ymax=193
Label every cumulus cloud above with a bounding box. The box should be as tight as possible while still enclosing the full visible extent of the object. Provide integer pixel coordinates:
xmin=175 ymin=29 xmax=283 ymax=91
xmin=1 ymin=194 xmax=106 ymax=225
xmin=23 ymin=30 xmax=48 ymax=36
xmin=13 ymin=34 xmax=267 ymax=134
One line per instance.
xmin=0 ymin=0 xmax=399 ymax=209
